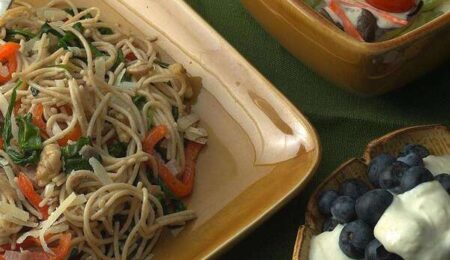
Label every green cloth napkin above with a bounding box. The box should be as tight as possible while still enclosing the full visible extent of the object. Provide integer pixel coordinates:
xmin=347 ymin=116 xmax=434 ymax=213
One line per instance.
xmin=186 ymin=1 xmax=450 ymax=259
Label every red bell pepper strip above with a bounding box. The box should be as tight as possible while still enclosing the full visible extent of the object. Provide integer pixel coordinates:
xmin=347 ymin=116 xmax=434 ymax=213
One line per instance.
xmin=143 ymin=125 xmax=204 ymax=197
xmin=329 ymin=0 xmax=363 ymax=41
xmin=0 ymin=43 xmax=20 ymax=84
xmin=17 ymin=172 xmax=49 ymax=219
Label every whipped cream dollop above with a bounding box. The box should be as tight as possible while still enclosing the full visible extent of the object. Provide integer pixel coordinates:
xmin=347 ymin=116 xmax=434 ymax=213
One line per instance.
xmin=309 ymin=224 xmax=357 ymax=260
xmin=374 ymin=181 xmax=450 ymax=260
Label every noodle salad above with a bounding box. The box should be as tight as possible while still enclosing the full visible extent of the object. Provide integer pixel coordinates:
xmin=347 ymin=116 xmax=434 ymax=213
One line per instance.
xmin=0 ymin=0 xmax=207 ymax=259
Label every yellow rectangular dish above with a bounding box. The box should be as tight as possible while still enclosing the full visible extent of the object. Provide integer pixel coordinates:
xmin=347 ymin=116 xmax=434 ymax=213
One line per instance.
xmin=20 ymin=0 xmax=321 ymax=259
xmin=241 ymin=0 xmax=450 ymax=96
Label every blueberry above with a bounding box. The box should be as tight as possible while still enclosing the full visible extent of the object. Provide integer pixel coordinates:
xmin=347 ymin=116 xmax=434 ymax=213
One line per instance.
xmin=368 ymin=154 xmax=396 ymax=187
xmin=322 ymin=217 xmax=339 ymax=232
xmin=355 ymin=189 xmax=393 ymax=227
xmin=339 ymin=179 xmax=370 ymax=200
xmin=435 ymin=173 xmax=450 ymax=194
xmin=339 ymin=220 xmax=374 ymax=259
xmin=318 ymin=190 xmax=339 ymax=216
xmin=397 ymin=152 xmax=424 ymax=167
xmin=399 ymin=144 xmax=430 ymax=158
xmin=365 ymin=239 xmax=402 ymax=260
xmin=400 ymin=166 xmax=434 ymax=192
xmin=331 ymin=196 xmax=356 ymax=224
xmin=378 ymin=161 xmax=409 ymax=191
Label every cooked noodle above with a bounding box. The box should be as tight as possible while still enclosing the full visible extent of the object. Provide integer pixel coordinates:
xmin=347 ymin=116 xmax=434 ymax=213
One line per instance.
xmin=0 ymin=1 xmax=207 ymax=259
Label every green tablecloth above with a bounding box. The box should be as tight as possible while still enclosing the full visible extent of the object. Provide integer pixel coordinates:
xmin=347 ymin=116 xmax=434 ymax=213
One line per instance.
xmin=185 ymin=1 xmax=450 ymax=259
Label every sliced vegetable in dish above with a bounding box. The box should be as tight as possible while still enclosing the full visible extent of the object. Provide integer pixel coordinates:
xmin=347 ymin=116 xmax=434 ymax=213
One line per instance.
xmin=308 ymin=0 xmax=448 ymax=42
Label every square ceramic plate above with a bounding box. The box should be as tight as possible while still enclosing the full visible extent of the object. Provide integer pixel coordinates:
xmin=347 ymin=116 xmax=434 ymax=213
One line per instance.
xmin=24 ymin=0 xmax=320 ymax=258
xmin=241 ymin=0 xmax=450 ymax=96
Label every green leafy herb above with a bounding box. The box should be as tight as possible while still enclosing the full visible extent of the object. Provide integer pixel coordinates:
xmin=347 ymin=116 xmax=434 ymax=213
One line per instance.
xmin=39 ymin=22 xmax=62 ymax=37
xmin=98 ymin=27 xmax=114 ymax=35
xmin=132 ymin=95 xmax=146 ymax=109
xmin=112 ymin=49 xmax=124 ymax=71
xmin=171 ymin=106 xmax=179 ymax=121
xmin=57 ymin=31 xmax=78 ymax=50
xmin=30 ymin=87 xmax=39 ymax=97
xmin=146 ymin=109 xmax=154 ymax=130
xmin=64 ymin=8 xmax=93 ymax=19
xmin=108 ymin=142 xmax=127 ymax=158
xmin=121 ymin=72 xmax=132 ymax=82
xmin=154 ymin=59 xmax=169 ymax=68
xmin=88 ymin=43 xmax=106 ymax=58
xmin=2 ymin=81 xmax=21 ymax=145
xmin=61 ymin=137 xmax=94 ymax=173
xmin=157 ymin=177 xmax=186 ymax=214
xmin=5 ymin=114 xmax=43 ymax=166
xmin=2 ymin=81 xmax=43 ymax=166
xmin=72 ymin=22 xmax=84 ymax=33
xmin=5 ymin=29 xmax=36 ymax=41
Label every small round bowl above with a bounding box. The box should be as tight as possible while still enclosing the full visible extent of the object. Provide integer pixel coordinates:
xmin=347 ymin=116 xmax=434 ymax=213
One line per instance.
xmin=292 ymin=124 xmax=450 ymax=259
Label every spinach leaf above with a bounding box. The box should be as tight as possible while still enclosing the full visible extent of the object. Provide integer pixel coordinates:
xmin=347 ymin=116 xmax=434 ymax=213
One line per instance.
xmin=132 ymin=95 xmax=146 ymax=109
xmin=88 ymin=43 xmax=105 ymax=58
xmin=157 ymin=177 xmax=186 ymax=214
xmin=112 ymin=49 xmax=124 ymax=71
xmin=98 ymin=27 xmax=114 ymax=35
xmin=2 ymin=81 xmax=43 ymax=166
xmin=39 ymin=22 xmax=62 ymax=38
xmin=108 ymin=142 xmax=127 ymax=158
xmin=121 ymin=72 xmax=132 ymax=82
xmin=146 ymin=109 xmax=154 ymax=130
xmin=6 ymin=29 xmax=36 ymax=41
xmin=2 ymin=81 xmax=22 ymax=145
xmin=61 ymin=137 xmax=93 ymax=173
xmin=16 ymin=114 xmax=42 ymax=151
xmin=171 ymin=106 xmax=179 ymax=121
xmin=154 ymin=59 xmax=169 ymax=69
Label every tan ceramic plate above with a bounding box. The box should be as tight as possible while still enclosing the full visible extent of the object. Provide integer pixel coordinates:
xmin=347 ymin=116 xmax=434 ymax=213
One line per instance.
xmin=24 ymin=0 xmax=321 ymax=259
xmin=292 ymin=124 xmax=450 ymax=259
xmin=241 ymin=0 xmax=450 ymax=96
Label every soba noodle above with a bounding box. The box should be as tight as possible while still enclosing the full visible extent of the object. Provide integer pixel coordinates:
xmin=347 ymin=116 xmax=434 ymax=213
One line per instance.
xmin=0 ymin=1 xmax=207 ymax=259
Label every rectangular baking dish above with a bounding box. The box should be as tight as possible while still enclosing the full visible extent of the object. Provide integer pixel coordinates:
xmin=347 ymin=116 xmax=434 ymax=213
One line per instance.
xmin=24 ymin=0 xmax=321 ymax=258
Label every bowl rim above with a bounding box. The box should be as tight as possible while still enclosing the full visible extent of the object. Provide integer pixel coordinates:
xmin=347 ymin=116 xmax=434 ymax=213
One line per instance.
xmin=286 ymin=0 xmax=450 ymax=51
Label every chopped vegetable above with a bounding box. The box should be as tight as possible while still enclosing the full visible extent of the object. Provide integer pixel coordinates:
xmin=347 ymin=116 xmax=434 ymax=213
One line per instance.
xmin=61 ymin=136 xmax=97 ymax=173
xmin=32 ymin=103 xmax=48 ymax=138
xmin=366 ymin=0 xmax=416 ymax=13
xmin=142 ymin=125 xmax=168 ymax=153
xmin=329 ymin=0 xmax=363 ymax=41
xmin=157 ymin=177 xmax=187 ymax=214
xmin=108 ymin=141 xmax=127 ymax=158
xmin=98 ymin=27 xmax=114 ymax=35
xmin=154 ymin=59 xmax=170 ymax=68
xmin=17 ymin=172 xmax=49 ymax=219
xmin=88 ymin=43 xmax=105 ymax=58
xmin=0 ymin=43 xmax=20 ymax=84
xmin=112 ymin=49 xmax=124 ymax=71
xmin=6 ymin=114 xmax=43 ymax=165
xmin=132 ymin=95 xmax=147 ymax=109
xmin=57 ymin=123 xmax=82 ymax=146
xmin=5 ymin=28 xmax=36 ymax=41
xmin=125 ymin=52 xmax=137 ymax=61
xmin=89 ymin=158 xmax=113 ymax=185
xmin=2 ymin=81 xmax=21 ymax=144
xmin=155 ymin=141 xmax=204 ymax=198
xmin=39 ymin=22 xmax=61 ymax=38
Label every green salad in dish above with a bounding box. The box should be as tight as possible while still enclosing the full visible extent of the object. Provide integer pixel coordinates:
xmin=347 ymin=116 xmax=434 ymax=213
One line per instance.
xmin=306 ymin=0 xmax=449 ymax=42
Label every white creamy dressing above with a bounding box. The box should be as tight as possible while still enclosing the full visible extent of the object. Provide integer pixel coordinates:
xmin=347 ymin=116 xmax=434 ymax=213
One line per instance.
xmin=374 ymin=181 xmax=450 ymax=260
xmin=309 ymin=154 xmax=450 ymax=260
xmin=309 ymin=225 xmax=358 ymax=260
xmin=423 ymin=154 xmax=450 ymax=175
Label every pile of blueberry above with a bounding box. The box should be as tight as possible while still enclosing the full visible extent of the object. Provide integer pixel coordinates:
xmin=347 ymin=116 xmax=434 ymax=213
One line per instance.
xmin=317 ymin=144 xmax=450 ymax=260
